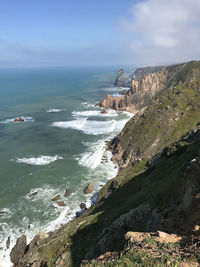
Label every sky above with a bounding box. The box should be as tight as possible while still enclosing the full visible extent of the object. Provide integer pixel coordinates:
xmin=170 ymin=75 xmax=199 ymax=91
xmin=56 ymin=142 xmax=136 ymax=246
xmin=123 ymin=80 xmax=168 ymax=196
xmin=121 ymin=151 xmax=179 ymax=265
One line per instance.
xmin=0 ymin=0 xmax=200 ymax=67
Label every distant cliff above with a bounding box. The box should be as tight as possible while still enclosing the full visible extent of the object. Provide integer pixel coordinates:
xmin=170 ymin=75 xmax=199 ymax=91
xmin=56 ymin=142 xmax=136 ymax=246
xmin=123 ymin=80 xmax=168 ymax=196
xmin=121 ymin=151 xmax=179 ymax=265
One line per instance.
xmin=114 ymin=65 xmax=165 ymax=88
xmin=98 ymin=68 xmax=167 ymax=113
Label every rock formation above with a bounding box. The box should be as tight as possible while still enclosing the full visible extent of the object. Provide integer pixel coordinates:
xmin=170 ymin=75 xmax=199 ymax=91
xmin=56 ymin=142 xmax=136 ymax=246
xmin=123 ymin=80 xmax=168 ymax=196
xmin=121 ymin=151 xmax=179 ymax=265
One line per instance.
xmin=51 ymin=194 xmax=61 ymax=201
xmin=10 ymin=235 xmax=27 ymax=266
xmin=14 ymin=117 xmax=24 ymax=122
xmin=114 ymin=69 xmax=131 ymax=87
xmin=84 ymin=181 xmax=93 ymax=194
xmin=97 ymin=70 xmax=167 ymax=113
xmin=64 ymin=189 xmax=71 ymax=197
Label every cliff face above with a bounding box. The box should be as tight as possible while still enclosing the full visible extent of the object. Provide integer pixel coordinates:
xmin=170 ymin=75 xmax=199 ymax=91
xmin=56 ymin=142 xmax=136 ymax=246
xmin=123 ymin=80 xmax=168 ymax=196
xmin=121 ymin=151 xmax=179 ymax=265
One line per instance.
xmin=109 ymin=61 xmax=200 ymax=170
xmin=98 ymin=70 xmax=167 ymax=113
xmin=114 ymin=65 xmax=165 ymax=88
xmin=114 ymin=69 xmax=131 ymax=87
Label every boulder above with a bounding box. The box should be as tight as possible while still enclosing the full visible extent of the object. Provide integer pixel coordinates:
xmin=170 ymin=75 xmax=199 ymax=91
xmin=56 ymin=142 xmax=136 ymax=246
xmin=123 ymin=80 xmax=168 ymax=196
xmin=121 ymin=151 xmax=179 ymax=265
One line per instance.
xmin=10 ymin=235 xmax=27 ymax=266
xmin=56 ymin=201 xmax=66 ymax=207
xmin=101 ymin=108 xmax=108 ymax=114
xmin=14 ymin=117 xmax=24 ymax=122
xmin=64 ymin=189 xmax=71 ymax=197
xmin=51 ymin=194 xmax=61 ymax=201
xmin=84 ymin=181 xmax=93 ymax=194
xmin=80 ymin=203 xmax=87 ymax=210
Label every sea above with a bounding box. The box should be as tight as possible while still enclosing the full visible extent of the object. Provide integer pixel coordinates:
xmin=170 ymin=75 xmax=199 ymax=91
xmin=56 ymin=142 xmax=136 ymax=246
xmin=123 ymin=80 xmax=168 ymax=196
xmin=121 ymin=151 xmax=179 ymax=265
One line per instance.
xmin=0 ymin=66 xmax=134 ymax=266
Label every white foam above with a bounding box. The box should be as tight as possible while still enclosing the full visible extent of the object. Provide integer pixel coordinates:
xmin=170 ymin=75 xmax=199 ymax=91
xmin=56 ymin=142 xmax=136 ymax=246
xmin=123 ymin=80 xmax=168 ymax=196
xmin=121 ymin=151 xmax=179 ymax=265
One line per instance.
xmin=81 ymin=102 xmax=95 ymax=108
xmin=0 ymin=116 xmax=34 ymax=124
xmin=15 ymin=155 xmax=63 ymax=166
xmin=51 ymin=118 xmax=87 ymax=131
xmin=110 ymin=93 xmax=122 ymax=97
xmin=77 ymin=139 xmax=107 ymax=169
xmin=52 ymin=118 xmax=117 ymax=135
xmin=103 ymin=86 xmax=130 ymax=92
xmin=47 ymin=109 xmax=63 ymax=113
xmin=72 ymin=109 xmax=117 ymax=118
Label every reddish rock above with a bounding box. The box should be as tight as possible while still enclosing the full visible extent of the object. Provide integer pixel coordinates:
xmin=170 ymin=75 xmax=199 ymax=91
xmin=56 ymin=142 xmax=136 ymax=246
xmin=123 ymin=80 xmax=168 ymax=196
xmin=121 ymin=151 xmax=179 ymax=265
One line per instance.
xmin=56 ymin=201 xmax=66 ymax=207
xmin=51 ymin=195 xmax=61 ymax=201
xmin=84 ymin=181 xmax=93 ymax=194
xmin=14 ymin=117 xmax=24 ymax=122
xmin=64 ymin=189 xmax=71 ymax=197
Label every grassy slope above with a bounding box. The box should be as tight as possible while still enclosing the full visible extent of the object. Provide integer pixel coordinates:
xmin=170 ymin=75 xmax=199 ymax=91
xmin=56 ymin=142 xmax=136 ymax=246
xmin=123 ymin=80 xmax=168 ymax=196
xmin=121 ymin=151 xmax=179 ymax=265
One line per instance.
xmin=20 ymin=61 xmax=200 ymax=267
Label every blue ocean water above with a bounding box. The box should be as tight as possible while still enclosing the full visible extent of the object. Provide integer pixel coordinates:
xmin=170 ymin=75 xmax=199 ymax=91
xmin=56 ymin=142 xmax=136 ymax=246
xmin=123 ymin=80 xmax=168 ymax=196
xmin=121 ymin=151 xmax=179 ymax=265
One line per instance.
xmin=0 ymin=67 xmax=133 ymax=266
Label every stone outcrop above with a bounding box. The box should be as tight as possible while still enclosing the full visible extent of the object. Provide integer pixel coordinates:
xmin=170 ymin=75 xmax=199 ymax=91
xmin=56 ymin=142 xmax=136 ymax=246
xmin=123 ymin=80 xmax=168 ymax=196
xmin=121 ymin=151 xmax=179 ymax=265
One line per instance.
xmin=51 ymin=194 xmax=61 ymax=201
xmin=10 ymin=235 xmax=27 ymax=266
xmin=97 ymin=70 xmax=167 ymax=113
xmin=84 ymin=181 xmax=93 ymax=194
xmin=64 ymin=189 xmax=71 ymax=197
xmin=114 ymin=69 xmax=131 ymax=87
xmin=14 ymin=117 xmax=24 ymax=122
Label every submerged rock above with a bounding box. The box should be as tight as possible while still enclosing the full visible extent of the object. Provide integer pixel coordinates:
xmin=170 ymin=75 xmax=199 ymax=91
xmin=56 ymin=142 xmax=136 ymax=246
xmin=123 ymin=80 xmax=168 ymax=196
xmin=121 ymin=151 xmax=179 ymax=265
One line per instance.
xmin=10 ymin=235 xmax=27 ymax=266
xmin=51 ymin=194 xmax=61 ymax=201
xmin=84 ymin=181 xmax=93 ymax=194
xmin=80 ymin=203 xmax=87 ymax=210
xmin=56 ymin=201 xmax=66 ymax=207
xmin=14 ymin=117 xmax=24 ymax=122
xmin=64 ymin=189 xmax=71 ymax=197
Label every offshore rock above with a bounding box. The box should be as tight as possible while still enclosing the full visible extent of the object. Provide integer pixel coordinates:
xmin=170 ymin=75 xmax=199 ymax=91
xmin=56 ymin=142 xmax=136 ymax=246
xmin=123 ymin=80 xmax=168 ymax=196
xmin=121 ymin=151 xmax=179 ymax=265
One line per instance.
xmin=51 ymin=194 xmax=61 ymax=201
xmin=114 ymin=69 xmax=131 ymax=87
xmin=14 ymin=117 xmax=24 ymax=122
xmin=84 ymin=181 xmax=93 ymax=194
xmin=10 ymin=235 xmax=27 ymax=266
xmin=64 ymin=189 xmax=71 ymax=197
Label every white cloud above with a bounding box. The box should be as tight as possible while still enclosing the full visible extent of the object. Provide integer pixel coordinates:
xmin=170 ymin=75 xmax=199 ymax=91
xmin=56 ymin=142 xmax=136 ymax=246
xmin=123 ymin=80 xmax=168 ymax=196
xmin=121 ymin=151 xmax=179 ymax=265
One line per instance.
xmin=120 ymin=0 xmax=200 ymax=65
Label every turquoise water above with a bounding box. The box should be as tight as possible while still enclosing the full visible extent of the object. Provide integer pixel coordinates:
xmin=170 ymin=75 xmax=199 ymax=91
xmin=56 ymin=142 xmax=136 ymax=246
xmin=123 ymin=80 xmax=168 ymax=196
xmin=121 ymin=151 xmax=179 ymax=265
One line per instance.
xmin=0 ymin=67 xmax=133 ymax=266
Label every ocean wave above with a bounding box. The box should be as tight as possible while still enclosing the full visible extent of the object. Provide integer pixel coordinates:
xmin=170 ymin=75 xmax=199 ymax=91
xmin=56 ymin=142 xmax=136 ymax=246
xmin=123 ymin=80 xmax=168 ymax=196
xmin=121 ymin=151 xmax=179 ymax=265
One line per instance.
xmin=77 ymin=139 xmax=107 ymax=169
xmin=52 ymin=118 xmax=117 ymax=135
xmin=15 ymin=155 xmax=63 ymax=165
xmin=47 ymin=108 xmax=64 ymax=113
xmin=81 ymin=102 xmax=96 ymax=108
xmin=0 ymin=116 xmax=34 ymax=124
xmin=103 ymin=86 xmax=130 ymax=92
xmin=72 ymin=109 xmax=117 ymax=118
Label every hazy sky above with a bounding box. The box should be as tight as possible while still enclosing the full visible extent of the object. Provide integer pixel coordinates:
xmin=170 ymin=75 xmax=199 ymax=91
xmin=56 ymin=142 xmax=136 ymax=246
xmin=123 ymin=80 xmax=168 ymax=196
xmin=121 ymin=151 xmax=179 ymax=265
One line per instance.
xmin=0 ymin=0 xmax=200 ymax=67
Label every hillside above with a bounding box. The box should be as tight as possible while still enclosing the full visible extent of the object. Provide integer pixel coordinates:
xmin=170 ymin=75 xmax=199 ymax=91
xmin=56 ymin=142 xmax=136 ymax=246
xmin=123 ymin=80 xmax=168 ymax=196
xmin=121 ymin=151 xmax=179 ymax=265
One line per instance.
xmin=13 ymin=61 xmax=200 ymax=267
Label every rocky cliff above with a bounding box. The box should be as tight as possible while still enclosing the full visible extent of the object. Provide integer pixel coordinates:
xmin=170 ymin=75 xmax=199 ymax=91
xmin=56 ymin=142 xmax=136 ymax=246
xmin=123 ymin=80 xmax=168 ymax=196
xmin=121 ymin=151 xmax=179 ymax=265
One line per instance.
xmin=108 ymin=61 xmax=200 ymax=170
xmin=114 ymin=65 xmax=165 ymax=88
xmin=98 ymin=68 xmax=167 ymax=113
xmin=14 ymin=60 xmax=200 ymax=267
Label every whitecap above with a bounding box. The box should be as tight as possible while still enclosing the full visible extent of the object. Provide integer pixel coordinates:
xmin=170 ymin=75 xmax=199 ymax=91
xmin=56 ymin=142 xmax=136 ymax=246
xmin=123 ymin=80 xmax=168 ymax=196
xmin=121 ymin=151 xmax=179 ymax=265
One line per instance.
xmin=51 ymin=118 xmax=87 ymax=131
xmin=72 ymin=109 xmax=117 ymax=118
xmin=52 ymin=118 xmax=117 ymax=135
xmin=15 ymin=155 xmax=63 ymax=166
xmin=103 ymin=86 xmax=130 ymax=92
xmin=47 ymin=109 xmax=63 ymax=113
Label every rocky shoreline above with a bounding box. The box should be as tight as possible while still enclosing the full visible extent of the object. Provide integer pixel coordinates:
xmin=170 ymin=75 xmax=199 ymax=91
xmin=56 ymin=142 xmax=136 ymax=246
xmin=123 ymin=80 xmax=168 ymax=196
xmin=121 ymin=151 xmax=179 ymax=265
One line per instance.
xmin=10 ymin=60 xmax=200 ymax=267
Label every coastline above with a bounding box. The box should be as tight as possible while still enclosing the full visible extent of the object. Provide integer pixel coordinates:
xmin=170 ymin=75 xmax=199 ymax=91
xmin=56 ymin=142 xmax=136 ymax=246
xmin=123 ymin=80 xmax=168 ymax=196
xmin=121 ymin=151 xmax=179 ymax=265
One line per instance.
xmin=0 ymin=87 xmax=133 ymax=267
